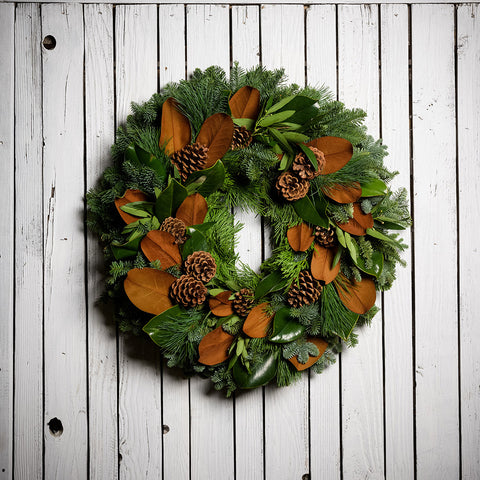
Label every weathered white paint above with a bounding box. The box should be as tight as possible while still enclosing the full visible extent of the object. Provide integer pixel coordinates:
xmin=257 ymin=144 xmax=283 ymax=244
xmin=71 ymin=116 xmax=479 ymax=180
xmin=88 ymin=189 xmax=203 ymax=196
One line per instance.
xmin=380 ymin=5 xmax=414 ymax=479
xmin=0 ymin=4 xmax=14 ymax=479
xmin=13 ymin=5 xmax=44 ymax=479
xmin=338 ymin=5 xmax=385 ymax=479
xmin=4 ymin=0 xmax=477 ymax=4
xmin=457 ymin=4 xmax=480 ymax=478
xmin=412 ymin=5 xmax=459 ymax=479
xmin=41 ymin=4 xmax=88 ymax=478
xmin=84 ymin=4 xmax=118 ymax=480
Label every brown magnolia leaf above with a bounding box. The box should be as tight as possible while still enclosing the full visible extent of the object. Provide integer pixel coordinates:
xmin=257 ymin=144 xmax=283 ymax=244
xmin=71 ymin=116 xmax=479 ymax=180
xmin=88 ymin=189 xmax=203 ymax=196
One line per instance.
xmin=175 ymin=193 xmax=208 ymax=226
xmin=287 ymin=223 xmax=315 ymax=252
xmin=289 ymin=337 xmax=329 ymax=371
xmin=243 ymin=302 xmax=275 ymax=338
xmin=124 ymin=268 xmax=175 ymax=315
xmin=229 ymin=86 xmax=261 ymax=120
xmin=337 ymin=203 xmax=374 ymax=236
xmin=196 ymin=113 xmax=234 ymax=167
xmin=141 ymin=230 xmax=182 ymax=268
xmin=322 ymin=182 xmax=362 ymax=204
xmin=114 ymin=189 xmax=148 ymax=224
xmin=160 ymin=97 xmax=191 ymax=156
xmin=311 ymin=246 xmax=341 ymax=284
xmin=198 ymin=326 xmax=235 ymax=366
xmin=307 ymin=136 xmax=353 ymax=175
xmin=209 ymin=291 xmax=234 ymax=317
xmin=334 ymin=273 xmax=376 ymax=314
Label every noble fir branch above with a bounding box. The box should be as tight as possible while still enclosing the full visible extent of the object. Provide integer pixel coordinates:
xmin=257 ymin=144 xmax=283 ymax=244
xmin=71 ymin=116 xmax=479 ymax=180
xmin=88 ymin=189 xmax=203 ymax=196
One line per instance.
xmin=310 ymin=347 xmax=338 ymax=375
xmin=289 ymin=303 xmax=323 ymax=335
xmin=326 ymin=202 xmax=354 ymax=224
xmin=282 ymin=338 xmax=319 ymax=364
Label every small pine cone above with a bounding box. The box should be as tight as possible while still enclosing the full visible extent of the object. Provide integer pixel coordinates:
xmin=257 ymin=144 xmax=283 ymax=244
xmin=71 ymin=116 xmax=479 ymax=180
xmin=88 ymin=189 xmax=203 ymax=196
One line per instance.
xmin=287 ymin=270 xmax=323 ymax=308
xmin=171 ymin=143 xmax=209 ymax=182
xmin=184 ymin=251 xmax=217 ymax=283
xmin=292 ymin=147 xmax=326 ymax=180
xmin=231 ymin=125 xmax=253 ymax=150
xmin=160 ymin=217 xmax=187 ymax=245
xmin=276 ymin=171 xmax=310 ymax=201
xmin=314 ymin=226 xmax=336 ymax=248
xmin=232 ymin=288 xmax=254 ymax=317
xmin=170 ymin=274 xmax=208 ymax=308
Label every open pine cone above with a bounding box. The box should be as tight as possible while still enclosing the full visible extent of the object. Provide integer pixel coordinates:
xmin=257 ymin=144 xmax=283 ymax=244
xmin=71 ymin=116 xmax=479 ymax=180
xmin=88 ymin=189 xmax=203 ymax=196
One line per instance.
xmin=160 ymin=217 xmax=187 ymax=245
xmin=287 ymin=270 xmax=322 ymax=308
xmin=231 ymin=125 xmax=253 ymax=150
xmin=232 ymin=288 xmax=254 ymax=317
xmin=170 ymin=275 xmax=208 ymax=308
xmin=314 ymin=226 xmax=336 ymax=248
xmin=184 ymin=251 xmax=217 ymax=283
xmin=292 ymin=147 xmax=326 ymax=180
xmin=171 ymin=143 xmax=208 ymax=182
xmin=276 ymin=171 xmax=310 ymax=201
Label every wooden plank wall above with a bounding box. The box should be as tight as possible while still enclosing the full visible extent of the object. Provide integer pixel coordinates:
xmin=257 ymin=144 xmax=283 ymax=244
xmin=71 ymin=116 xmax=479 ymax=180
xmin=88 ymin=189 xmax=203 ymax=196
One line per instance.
xmin=1 ymin=3 xmax=479 ymax=479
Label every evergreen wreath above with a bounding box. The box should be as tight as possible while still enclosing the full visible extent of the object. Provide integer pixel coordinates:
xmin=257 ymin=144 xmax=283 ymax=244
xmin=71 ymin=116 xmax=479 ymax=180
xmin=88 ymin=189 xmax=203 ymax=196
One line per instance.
xmin=87 ymin=65 xmax=411 ymax=395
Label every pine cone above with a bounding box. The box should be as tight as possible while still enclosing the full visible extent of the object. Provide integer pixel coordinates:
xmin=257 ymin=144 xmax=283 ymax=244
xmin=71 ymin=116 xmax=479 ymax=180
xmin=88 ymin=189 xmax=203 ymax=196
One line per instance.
xmin=276 ymin=171 xmax=310 ymax=201
xmin=231 ymin=125 xmax=253 ymax=150
xmin=314 ymin=226 xmax=336 ymax=248
xmin=292 ymin=147 xmax=326 ymax=180
xmin=287 ymin=270 xmax=322 ymax=308
xmin=170 ymin=274 xmax=208 ymax=308
xmin=184 ymin=251 xmax=217 ymax=283
xmin=171 ymin=143 xmax=208 ymax=182
xmin=232 ymin=288 xmax=254 ymax=317
xmin=160 ymin=217 xmax=187 ymax=245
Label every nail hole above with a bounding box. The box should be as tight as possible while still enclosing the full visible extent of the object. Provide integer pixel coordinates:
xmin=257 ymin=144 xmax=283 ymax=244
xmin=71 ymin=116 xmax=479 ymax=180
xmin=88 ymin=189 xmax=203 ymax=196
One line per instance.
xmin=47 ymin=417 xmax=63 ymax=437
xmin=42 ymin=35 xmax=56 ymax=50
xmin=118 ymin=453 xmax=123 ymax=462
xmin=163 ymin=425 xmax=170 ymax=434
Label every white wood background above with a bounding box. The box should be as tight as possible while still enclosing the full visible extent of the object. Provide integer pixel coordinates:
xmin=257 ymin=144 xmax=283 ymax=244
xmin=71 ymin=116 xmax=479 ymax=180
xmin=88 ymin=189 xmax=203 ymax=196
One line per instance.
xmin=0 ymin=2 xmax=479 ymax=479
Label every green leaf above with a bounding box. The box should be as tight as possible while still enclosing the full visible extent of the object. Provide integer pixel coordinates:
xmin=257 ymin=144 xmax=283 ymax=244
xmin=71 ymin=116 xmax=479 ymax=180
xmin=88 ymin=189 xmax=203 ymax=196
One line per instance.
xmin=282 ymin=132 xmax=310 ymax=143
xmin=277 ymin=122 xmax=302 ymax=131
xmin=232 ymin=351 xmax=278 ymax=389
xmin=335 ymin=226 xmax=347 ymax=248
xmin=185 ymin=160 xmax=226 ymax=197
xmin=120 ymin=201 xmax=154 ymax=218
xmin=344 ymin=232 xmax=358 ymax=263
xmin=267 ymin=128 xmax=294 ymax=154
xmin=288 ymin=105 xmax=318 ymax=125
xmin=135 ymin=144 xmax=167 ymax=180
xmin=258 ymin=110 xmax=295 ymax=127
xmin=124 ymin=144 xmax=140 ymax=165
xmin=208 ymin=288 xmax=226 ymax=297
xmin=344 ymin=233 xmax=383 ymax=277
xmin=293 ymin=196 xmax=329 ymax=228
xmin=269 ymin=308 xmax=306 ymax=343
xmin=233 ymin=118 xmax=255 ymax=130
xmin=266 ymin=95 xmax=296 ymax=114
xmin=299 ymin=143 xmax=318 ymax=171
xmin=142 ymin=305 xmax=182 ymax=345
xmin=361 ymin=178 xmax=388 ymax=197
xmin=374 ymin=216 xmax=408 ymax=231
xmin=278 ymin=152 xmax=291 ymax=171
xmin=154 ymin=178 xmax=188 ymax=222
xmin=187 ymin=222 xmax=214 ymax=234
xmin=332 ymin=246 xmax=343 ymax=267
xmin=121 ymin=216 xmax=159 ymax=234
xmin=182 ymin=230 xmax=209 ymax=258
xmin=366 ymin=228 xmax=404 ymax=247
xmin=111 ymin=231 xmax=144 ymax=260
xmin=255 ymin=271 xmax=289 ymax=300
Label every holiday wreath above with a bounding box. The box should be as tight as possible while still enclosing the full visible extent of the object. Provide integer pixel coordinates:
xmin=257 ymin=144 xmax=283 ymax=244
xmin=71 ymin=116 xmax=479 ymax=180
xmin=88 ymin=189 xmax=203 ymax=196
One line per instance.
xmin=87 ymin=65 xmax=410 ymax=395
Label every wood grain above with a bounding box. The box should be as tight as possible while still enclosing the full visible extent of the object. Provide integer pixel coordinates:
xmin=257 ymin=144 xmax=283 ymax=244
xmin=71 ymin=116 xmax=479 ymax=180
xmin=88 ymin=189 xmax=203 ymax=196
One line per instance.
xmin=412 ymin=5 xmax=459 ymax=479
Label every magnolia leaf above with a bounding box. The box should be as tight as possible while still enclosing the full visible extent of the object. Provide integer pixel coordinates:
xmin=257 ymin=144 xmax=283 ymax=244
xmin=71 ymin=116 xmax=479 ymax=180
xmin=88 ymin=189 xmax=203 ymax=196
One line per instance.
xmin=337 ymin=203 xmax=374 ymax=236
xmin=175 ymin=193 xmax=208 ymax=227
xmin=154 ymin=178 xmax=188 ymax=222
xmin=307 ymin=136 xmax=353 ymax=175
xmin=288 ymin=338 xmax=328 ymax=371
xmin=322 ymin=182 xmax=362 ymax=204
xmin=185 ymin=160 xmax=226 ymax=197
xmin=334 ymin=274 xmax=377 ymax=315
xmin=254 ymin=271 xmax=289 ymax=300
xmin=258 ymin=110 xmax=295 ymax=128
xmin=209 ymin=291 xmax=234 ymax=317
xmin=135 ymin=145 xmax=167 ymax=180
xmin=269 ymin=308 xmax=305 ymax=343
xmin=160 ymin=97 xmax=191 ymax=156
xmin=229 ymin=86 xmax=261 ymax=120
xmin=287 ymin=223 xmax=314 ymax=252
xmin=196 ymin=113 xmax=234 ymax=167
xmin=181 ymin=230 xmax=209 ymax=258
xmin=111 ymin=233 xmax=143 ymax=260
xmin=311 ymin=245 xmax=341 ymax=284
xmin=124 ymin=268 xmax=175 ymax=315
xmin=198 ymin=326 xmax=235 ymax=366
xmin=361 ymin=178 xmax=388 ymax=197
xmin=141 ymin=230 xmax=182 ymax=268
xmin=232 ymin=351 xmax=278 ymax=389
xmin=115 ymin=189 xmax=149 ymax=224
xmin=293 ymin=196 xmax=329 ymax=228
xmin=243 ymin=302 xmax=274 ymax=338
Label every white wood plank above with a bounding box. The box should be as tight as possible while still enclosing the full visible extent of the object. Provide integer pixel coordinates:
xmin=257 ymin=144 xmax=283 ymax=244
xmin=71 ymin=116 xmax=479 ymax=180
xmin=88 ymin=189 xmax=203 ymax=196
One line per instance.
xmin=158 ymin=6 xmax=190 ymax=480
xmin=380 ymin=5 xmax=414 ymax=480
xmin=306 ymin=5 xmax=341 ymax=480
xmin=231 ymin=6 xmax=264 ymax=480
xmin=41 ymin=4 xmax=88 ymax=478
xmin=84 ymin=4 xmax=118 ymax=480
xmin=457 ymin=4 xmax=480 ymax=478
xmin=0 ymin=4 xmax=14 ymax=479
xmin=186 ymin=6 xmax=234 ymax=480
xmin=13 ymin=5 xmax=44 ymax=479
xmin=412 ymin=5 xmax=459 ymax=479
xmin=115 ymin=6 xmax=163 ymax=479
xmin=338 ymin=5 xmax=384 ymax=479
xmin=261 ymin=6 xmax=310 ymax=480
